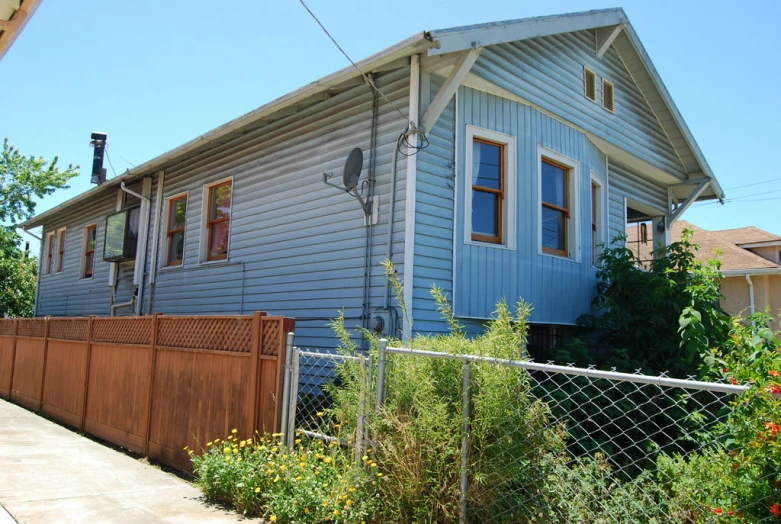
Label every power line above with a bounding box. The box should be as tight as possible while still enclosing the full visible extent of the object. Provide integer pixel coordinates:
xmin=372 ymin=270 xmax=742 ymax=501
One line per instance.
xmin=297 ymin=0 xmax=412 ymax=129
xmin=724 ymin=176 xmax=781 ymax=191
xmin=104 ymin=146 xmax=117 ymax=178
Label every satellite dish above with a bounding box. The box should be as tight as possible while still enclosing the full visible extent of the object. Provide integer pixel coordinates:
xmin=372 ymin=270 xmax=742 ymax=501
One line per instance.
xmin=343 ymin=148 xmax=363 ymax=192
xmin=321 ymin=147 xmax=371 ymax=215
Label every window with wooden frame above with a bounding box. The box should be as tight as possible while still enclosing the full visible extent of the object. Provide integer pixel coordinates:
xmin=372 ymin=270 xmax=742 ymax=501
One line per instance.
xmin=165 ymin=194 xmax=187 ymax=266
xmin=541 ymin=158 xmax=572 ymax=257
xmin=590 ymin=179 xmax=603 ymax=265
xmin=83 ymin=224 xmax=97 ymax=278
xmin=55 ymin=228 xmax=66 ymax=273
xmin=205 ymin=180 xmax=232 ymax=261
xmin=584 ymin=67 xmax=597 ymax=102
xmin=471 ymin=138 xmax=505 ymax=243
xmin=44 ymin=232 xmax=54 ymax=275
xmin=464 ymin=126 xmax=516 ymax=249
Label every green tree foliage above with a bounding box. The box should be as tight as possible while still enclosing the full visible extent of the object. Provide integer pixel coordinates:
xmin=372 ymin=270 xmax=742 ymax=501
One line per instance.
xmin=1 ymin=137 xmax=79 ymax=224
xmin=0 ymin=138 xmax=79 ymax=317
xmin=0 ymin=227 xmax=37 ymax=317
xmin=574 ymin=230 xmax=730 ymax=377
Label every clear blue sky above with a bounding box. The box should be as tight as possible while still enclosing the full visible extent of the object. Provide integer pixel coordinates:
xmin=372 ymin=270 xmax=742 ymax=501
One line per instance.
xmin=2 ymin=0 xmax=780 ymax=238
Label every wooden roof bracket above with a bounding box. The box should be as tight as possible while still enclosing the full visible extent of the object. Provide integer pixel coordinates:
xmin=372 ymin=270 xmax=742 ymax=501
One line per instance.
xmin=595 ymin=23 xmax=627 ymax=59
xmin=419 ymin=48 xmax=482 ymax=135
xmin=668 ymin=177 xmax=711 ymax=227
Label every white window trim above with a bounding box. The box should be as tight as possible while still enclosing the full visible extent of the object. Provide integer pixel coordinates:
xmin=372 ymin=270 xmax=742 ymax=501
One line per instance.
xmin=199 ymin=177 xmax=234 ymax=264
xmin=463 ymin=125 xmax=517 ymax=250
xmin=54 ymin=227 xmax=66 ymax=274
xmin=590 ymin=173 xmax=604 ymax=267
xmin=537 ymin=145 xmax=581 ymax=262
xmin=43 ymin=231 xmax=55 ymax=276
xmin=161 ymin=191 xmax=188 ymax=270
xmin=80 ymin=223 xmax=98 ymax=280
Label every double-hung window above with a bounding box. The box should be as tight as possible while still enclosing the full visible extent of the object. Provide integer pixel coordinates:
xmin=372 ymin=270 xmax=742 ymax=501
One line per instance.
xmin=166 ymin=194 xmax=187 ymax=266
xmin=539 ymin=148 xmax=579 ymax=259
xmin=205 ymin=180 xmax=232 ymax=261
xmin=83 ymin=224 xmax=97 ymax=278
xmin=44 ymin=232 xmax=55 ymax=275
xmin=471 ymin=138 xmax=505 ymax=243
xmin=465 ymin=126 xmax=516 ymax=248
xmin=55 ymin=228 xmax=66 ymax=273
xmin=541 ymin=158 xmax=571 ymax=256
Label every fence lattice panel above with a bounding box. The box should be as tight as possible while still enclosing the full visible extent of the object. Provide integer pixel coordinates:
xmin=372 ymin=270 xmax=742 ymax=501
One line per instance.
xmin=48 ymin=318 xmax=89 ymax=341
xmin=92 ymin=318 xmax=152 ymax=345
xmin=16 ymin=319 xmax=45 ymax=338
xmin=157 ymin=317 xmax=253 ymax=352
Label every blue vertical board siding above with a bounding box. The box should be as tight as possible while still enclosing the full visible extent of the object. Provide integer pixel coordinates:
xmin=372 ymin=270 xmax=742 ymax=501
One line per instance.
xmin=450 ymin=86 xmax=606 ymax=325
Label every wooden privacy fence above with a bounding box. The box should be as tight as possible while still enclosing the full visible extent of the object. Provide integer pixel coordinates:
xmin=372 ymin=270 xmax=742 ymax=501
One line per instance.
xmin=0 ymin=312 xmax=294 ymax=471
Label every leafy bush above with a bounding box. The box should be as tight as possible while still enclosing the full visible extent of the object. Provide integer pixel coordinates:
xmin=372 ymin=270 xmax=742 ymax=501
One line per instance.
xmin=576 ymin=230 xmax=729 ymax=377
xmin=190 ymin=431 xmax=381 ymax=522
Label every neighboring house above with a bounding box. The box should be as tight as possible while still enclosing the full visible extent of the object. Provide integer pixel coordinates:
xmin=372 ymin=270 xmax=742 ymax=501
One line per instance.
xmin=21 ymin=9 xmax=724 ymax=349
xmin=632 ymin=221 xmax=781 ymax=329
xmin=0 ymin=0 xmax=41 ymax=60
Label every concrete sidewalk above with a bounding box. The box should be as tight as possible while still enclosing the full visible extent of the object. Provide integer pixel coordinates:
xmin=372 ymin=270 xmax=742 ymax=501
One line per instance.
xmin=0 ymin=399 xmax=254 ymax=523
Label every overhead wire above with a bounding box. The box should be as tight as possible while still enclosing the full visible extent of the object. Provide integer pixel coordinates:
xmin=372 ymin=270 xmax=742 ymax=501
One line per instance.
xmin=104 ymin=146 xmax=118 ymax=178
xmin=296 ymin=0 xmax=428 ymax=155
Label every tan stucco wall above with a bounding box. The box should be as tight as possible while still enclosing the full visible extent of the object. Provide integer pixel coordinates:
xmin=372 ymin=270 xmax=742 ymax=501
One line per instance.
xmin=720 ymin=274 xmax=781 ymax=330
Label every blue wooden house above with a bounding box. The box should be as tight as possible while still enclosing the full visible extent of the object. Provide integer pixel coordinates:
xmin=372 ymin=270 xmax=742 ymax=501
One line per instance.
xmin=22 ymin=9 xmax=723 ymax=349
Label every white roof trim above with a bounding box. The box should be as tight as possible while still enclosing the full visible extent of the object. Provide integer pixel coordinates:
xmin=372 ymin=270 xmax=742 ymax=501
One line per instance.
xmin=22 ymin=31 xmax=434 ymax=229
xmin=427 ymin=8 xmax=627 ymax=56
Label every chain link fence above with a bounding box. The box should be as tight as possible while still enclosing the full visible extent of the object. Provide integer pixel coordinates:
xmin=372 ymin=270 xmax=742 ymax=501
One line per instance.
xmin=282 ymin=342 xmax=764 ymax=523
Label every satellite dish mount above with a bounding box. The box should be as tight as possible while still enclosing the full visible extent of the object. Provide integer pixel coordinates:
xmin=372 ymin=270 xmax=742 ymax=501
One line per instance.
xmin=323 ymin=148 xmax=371 ymax=215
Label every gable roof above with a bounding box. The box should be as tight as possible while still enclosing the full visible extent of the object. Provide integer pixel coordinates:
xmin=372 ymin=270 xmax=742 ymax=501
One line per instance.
xmin=628 ymin=221 xmax=781 ymax=272
xmin=716 ymin=226 xmax=781 ymax=246
xmin=22 ymin=8 xmax=721 ymax=229
xmin=0 ymin=0 xmax=42 ymax=61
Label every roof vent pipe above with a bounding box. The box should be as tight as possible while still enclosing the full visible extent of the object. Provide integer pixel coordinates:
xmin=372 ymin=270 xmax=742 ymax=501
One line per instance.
xmin=90 ymin=132 xmax=108 ymax=185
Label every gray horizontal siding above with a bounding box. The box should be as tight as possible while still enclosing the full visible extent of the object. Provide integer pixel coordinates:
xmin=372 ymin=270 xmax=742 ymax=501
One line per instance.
xmin=472 ymin=30 xmax=685 ymax=179
xmin=413 ymin=73 xmax=457 ymax=336
xmin=36 ymin=179 xmax=148 ymax=317
xmin=143 ymin=67 xmax=412 ymax=349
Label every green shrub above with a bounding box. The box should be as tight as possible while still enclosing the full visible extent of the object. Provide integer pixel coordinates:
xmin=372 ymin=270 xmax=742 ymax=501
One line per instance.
xmin=190 ymin=431 xmax=381 ymax=522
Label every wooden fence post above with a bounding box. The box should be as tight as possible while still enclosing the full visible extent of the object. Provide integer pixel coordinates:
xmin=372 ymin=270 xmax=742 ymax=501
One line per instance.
xmin=247 ymin=312 xmax=263 ymax=436
xmin=143 ymin=314 xmax=161 ymax=457
xmin=7 ymin=318 xmax=19 ymax=400
xmin=81 ymin=316 xmax=95 ymax=432
xmin=38 ymin=317 xmax=50 ymax=412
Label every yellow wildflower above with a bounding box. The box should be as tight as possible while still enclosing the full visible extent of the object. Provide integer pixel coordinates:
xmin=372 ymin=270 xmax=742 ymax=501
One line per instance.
xmin=206 ymin=441 xmax=213 ymax=447
xmin=269 ymin=516 xmax=277 ymax=522
xmin=377 ymin=473 xmax=383 ymax=477
xmin=295 ymin=439 xmax=301 ymax=444
xmin=280 ymin=465 xmax=287 ymax=471
xmin=240 ymin=441 xmax=246 ymax=448
xmin=333 ymin=509 xmax=340 ymax=516
xmin=370 ymin=463 xmax=377 ymax=468
xmin=295 ymin=476 xmax=302 ymax=481
xmin=348 ymin=487 xmax=355 ymax=492
xmin=231 ymin=428 xmax=238 ymax=434
xmin=254 ymin=487 xmax=260 ymax=493
xmin=316 ymin=412 xmax=324 ymax=417
xmin=273 ymin=476 xmax=281 ymax=483
xmin=271 ymin=447 xmax=278 ymax=453
xmin=304 ymin=508 xmax=310 ymax=514
xmin=232 ymin=448 xmax=239 ymax=454
xmin=323 ymin=457 xmax=333 ymax=464
xmin=182 ymin=445 xmax=189 ymax=451
xmin=223 ymin=448 xmax=230 ymax=454
xmin=346 ymin=499 xmax=353 ymax=506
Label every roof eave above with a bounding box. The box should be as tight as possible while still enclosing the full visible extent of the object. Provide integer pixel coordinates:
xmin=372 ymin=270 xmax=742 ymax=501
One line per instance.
xmin=427 ymin=8 xmax=627 ymax=56
xmin=622 ymin=24 xmax=724 ymax=201
xmin=21 ymin=30 xmax=433 ymax=230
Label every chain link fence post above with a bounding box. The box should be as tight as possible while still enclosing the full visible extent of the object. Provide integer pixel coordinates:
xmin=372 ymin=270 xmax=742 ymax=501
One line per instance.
xmin=375 ymin=339 xmax=387 ymax=410
xmin=285 ymin=347 xmax=301 ymax=448
xmin=460 ymin=360 xmax=471 ymax=524
xmin=279 ymin=332 xmax=295 ymax=442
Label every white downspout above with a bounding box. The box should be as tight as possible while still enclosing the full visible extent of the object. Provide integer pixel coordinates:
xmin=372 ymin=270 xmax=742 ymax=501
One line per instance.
xmin=146 ymin=171 xmax=165 ymax=314
xmin=120 ymin=180 xmax=152 ymax=316
xmin=745 ymin=273 xmax=755 ymax=326
xmin=402 ymin=53 xmax=420 ymax=341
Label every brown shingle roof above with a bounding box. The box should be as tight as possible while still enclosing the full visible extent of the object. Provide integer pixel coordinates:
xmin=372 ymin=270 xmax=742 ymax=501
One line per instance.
xmin=627 ymin=221 xmax=781 ymax=271
xmin=715 ymin=226 xmax=781 ymax=246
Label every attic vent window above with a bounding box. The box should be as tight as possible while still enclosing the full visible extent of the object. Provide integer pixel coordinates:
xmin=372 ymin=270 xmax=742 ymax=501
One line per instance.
xmin=602 ymin=79 xmax=615 ymax=112
xmin=584 ymin=67 xmax=597 ymax=102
